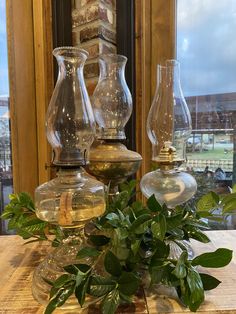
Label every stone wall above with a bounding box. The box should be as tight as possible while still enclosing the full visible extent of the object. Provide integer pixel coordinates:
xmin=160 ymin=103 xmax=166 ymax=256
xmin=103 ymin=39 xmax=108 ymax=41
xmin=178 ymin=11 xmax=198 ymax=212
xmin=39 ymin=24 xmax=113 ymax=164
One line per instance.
xmin=72 ymin=0 xmax=117 ymax=94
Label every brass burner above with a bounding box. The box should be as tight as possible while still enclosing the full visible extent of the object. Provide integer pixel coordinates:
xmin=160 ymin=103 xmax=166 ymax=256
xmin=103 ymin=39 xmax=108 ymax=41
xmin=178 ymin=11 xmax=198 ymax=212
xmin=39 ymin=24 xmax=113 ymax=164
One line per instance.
xmin=86 ymin=141 xmax=142 ymax=188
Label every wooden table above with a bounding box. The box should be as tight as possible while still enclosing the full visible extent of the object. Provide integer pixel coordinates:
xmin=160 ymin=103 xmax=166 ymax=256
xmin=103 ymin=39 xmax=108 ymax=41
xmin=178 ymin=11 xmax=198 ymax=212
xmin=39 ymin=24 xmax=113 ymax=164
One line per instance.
xmin=0 ymin=230 xmax=236 ymax=314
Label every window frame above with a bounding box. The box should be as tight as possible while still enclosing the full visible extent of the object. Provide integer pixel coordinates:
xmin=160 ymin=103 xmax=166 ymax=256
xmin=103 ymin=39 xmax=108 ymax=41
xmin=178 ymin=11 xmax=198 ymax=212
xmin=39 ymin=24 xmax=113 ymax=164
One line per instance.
xmin=6 ymin=0 xmax=54 ymax=195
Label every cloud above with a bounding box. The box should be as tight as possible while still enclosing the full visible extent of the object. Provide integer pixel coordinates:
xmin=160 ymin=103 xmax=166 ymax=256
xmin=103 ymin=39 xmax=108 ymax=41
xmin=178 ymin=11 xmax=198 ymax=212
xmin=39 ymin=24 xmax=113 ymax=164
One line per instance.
xmin=177 ymin=0 xmax=236 ymax=96
xmin=0 ymin=2 xmax=6 ymax=35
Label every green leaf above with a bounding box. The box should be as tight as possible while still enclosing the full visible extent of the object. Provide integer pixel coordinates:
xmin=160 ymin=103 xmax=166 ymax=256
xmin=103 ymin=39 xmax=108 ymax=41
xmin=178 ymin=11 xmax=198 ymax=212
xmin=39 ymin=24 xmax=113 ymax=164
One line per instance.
xmin=172 ymin=251 xmax=188 ymax=279
xmin=18 ymin=192 xmax=35 ymax=211
xmin=63 ymin=264 xmax=80 ymax=275
xmin=131 ymin=239 xmax=141 ymax=255
xmin=130 ymin=214 xmax=152 ymax=233
xmin=75 ymin=275 xmax=90 ymax=307
xmin=200 ymin=273 xmax=221 ymax=291
xmin=166 ymin=213 xmax=183 ymax=230
xmin=197 ymin=192 xmax=219 ymax=212
xmin=106 ymin=213 xmax=119 ymax=221
xmin=63 ymin=264 xmax=90 ymax=275
xmin=186 ymin=268 xmax=204 ymax=312
xmin=150 ymin=266 xmax=166 ymax=284
xmin=118 ymin=272 xmax=140 ymax=295
xmin=104 ymin=251 xmax=122 ymax=277
xmin=168 ymin=227 xmax=185 ymax=239
xmin=185 ymin=225 xmax=210 ymax=243
xmin=44 ymin=284 xmax=75 ymax=314
xmin=119 ymin=227 xmax=129 ymax=239
xmin=1 ymin=210 xmax=13 ymax=219
xmin=111 ymin=191 xmax=130 ymax=211
xmin=131 ymin=201 xmax=144 ymax=213
xmin=49 ymin=286 xmax=61 ymax=299
xmin=184 ymin=218 xmax=210 ymax=230
xmin=150 ymin=240 xmax=170 ymax=263
xmin=105 ymin=213 xmax=120 ymax=227
xmin=101 ymin=289 xmax=120 ymax=314
xmin=119 ymin=180 xmax=136 ymax=195
xmin=77 ymin=247 xmax=100 ymax=259
xmin=151 ymin=214 xmax=166 ymax=240
xmin=147 ymin=194 xmax=162 ymax=212
xmin=135 ymin=220 xmax=151 ymax=234
xmin=88 ymin=276 xmax=116 ymax=297
xmin=197 ymin=211 xmax=213 ymax=218
xmin=75 ymin=264 xmax=91 ymax=273
xmin=119 ymin=292 xmax=133 ymax=304
xmin=53 ymin=274 xmax=72 ymax=288
xmin=192 ymin=248 xmax=233 ymax=268
xmin=222 ymin=194 xmax=236 ymax=213
xmin=89 ymin=235 xmax=110 ymax=246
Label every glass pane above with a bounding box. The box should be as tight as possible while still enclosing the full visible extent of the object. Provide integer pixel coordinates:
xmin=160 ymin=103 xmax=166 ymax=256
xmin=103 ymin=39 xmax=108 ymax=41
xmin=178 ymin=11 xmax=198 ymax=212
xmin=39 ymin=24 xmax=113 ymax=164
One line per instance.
xmin=0 ymin=1 xmax=13 ymax=234
xmin=177 ymin=0 xmax=236 ymax=188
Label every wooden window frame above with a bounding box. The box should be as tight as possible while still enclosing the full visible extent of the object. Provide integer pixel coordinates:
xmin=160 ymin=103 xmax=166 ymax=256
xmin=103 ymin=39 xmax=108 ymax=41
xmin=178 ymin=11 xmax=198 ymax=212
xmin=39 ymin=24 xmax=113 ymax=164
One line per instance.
xmin=7 ymin=0 xmax=54 ymax=195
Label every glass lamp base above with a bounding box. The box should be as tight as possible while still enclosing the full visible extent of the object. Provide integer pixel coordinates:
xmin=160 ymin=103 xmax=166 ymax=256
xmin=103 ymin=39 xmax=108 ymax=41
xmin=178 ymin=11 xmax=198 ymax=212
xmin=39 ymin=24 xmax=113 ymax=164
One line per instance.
xmin=140 ymin=169 xmax=197 ymax=208
xmin=32 ymin=239 xmax=98 ymax=310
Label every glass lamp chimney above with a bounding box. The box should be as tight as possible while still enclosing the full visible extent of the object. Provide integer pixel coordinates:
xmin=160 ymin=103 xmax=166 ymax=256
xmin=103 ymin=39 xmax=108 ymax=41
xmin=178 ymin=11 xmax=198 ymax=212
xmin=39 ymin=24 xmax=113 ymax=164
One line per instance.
xmin=46 ymin=47 xmax=96 ymax=166
xmin=147 ymin=59 xmax=192 ymax=161
xmin=92 ymin=54 xmax=133 ymax=140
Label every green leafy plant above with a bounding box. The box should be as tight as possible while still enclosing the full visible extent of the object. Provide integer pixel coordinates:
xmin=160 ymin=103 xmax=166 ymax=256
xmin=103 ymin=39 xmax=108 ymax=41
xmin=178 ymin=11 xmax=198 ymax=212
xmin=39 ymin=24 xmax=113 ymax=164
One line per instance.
xmin=1 ymin=181 xmax=235 ymax=314
xmin=1 ymin=192 xmax=63 ymax=246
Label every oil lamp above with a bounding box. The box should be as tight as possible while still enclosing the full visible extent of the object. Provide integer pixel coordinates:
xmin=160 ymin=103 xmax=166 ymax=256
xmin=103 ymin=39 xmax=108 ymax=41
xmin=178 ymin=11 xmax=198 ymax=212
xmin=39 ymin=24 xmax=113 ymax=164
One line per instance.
xmin=141 ymin=60 xmax=197 ymax=207
xmin=32 ymin=47 xmax=106 ymax=308
xmin=86 ymin=54 xmax=142 ymax=192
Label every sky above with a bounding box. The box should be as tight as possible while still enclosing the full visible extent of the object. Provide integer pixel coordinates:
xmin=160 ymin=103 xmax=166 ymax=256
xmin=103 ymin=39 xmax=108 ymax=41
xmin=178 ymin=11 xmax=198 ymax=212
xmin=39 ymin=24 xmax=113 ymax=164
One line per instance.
xmin=0 ymin=1 xmax=236 ymax=98
xmin=177 ymin=0 xmax=236 ymax=96
xmin=0 ymin=1 xmax=9 ymax=96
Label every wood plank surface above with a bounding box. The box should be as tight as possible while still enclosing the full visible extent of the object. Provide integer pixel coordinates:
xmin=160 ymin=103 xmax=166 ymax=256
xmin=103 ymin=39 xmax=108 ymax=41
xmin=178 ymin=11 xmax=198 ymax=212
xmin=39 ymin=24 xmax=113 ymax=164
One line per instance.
xmin=0 ymin=231 xmax=236 ymax=313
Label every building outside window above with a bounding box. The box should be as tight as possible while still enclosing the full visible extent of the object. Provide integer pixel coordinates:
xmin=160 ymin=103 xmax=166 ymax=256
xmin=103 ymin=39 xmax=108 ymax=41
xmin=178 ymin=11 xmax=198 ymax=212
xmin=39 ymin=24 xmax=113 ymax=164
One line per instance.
xmin=177 ymin=0 xmax=236 ymax=192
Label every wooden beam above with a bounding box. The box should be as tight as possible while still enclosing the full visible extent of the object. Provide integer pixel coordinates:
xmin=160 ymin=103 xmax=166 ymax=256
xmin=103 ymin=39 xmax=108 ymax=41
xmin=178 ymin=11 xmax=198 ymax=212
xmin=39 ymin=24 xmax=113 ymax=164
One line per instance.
xmin=33 ymin=0 xmax=54 ymax=184
xmin=6 ymin=0 xmax=39 ymax=195
xmin=135 ymin=0 xmax=152 ymax=185
xmin=151 ymin=0 xmax=176 ymax=97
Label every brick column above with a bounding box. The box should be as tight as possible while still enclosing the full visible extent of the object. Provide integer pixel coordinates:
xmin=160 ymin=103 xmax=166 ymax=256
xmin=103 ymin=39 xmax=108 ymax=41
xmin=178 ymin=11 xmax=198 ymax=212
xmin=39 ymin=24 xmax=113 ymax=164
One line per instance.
xmin=72 ymin=0 xmax=117 ymax=94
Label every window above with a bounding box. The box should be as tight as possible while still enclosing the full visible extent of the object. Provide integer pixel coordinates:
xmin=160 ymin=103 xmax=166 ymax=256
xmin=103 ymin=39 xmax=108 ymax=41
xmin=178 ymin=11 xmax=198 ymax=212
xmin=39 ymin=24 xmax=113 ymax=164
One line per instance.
xmin=177 ymin=0 xmax=236 ymax=192
xmin=0 ymin=1 xmax=13 ymax=233
xmin=0 ymin=1 xmax=54 ymax=234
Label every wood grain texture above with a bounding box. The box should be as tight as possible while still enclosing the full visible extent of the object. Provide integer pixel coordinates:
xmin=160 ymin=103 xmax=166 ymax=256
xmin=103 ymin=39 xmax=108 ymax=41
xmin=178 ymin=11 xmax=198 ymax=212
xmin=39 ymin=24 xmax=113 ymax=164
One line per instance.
xmin=6 ymin=0 xmax=54 ymax=195
xmin=135 ymin=0 xmax=152 ymax=190
xmin=0 ymin=231 xmax=236 ymax=313
xmin=6 ymin=0 xmax=39 ymax=196
xmin=33 ymin=0 xmax=54 ymax=184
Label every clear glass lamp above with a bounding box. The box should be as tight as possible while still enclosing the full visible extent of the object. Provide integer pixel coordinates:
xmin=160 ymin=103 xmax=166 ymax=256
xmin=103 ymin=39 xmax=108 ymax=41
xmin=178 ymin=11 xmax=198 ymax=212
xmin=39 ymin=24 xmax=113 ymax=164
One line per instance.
xmin=32 ymin=47 xmax=106 ymax=309
xmin=141 ymin=60 xmax=197 ymax=208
